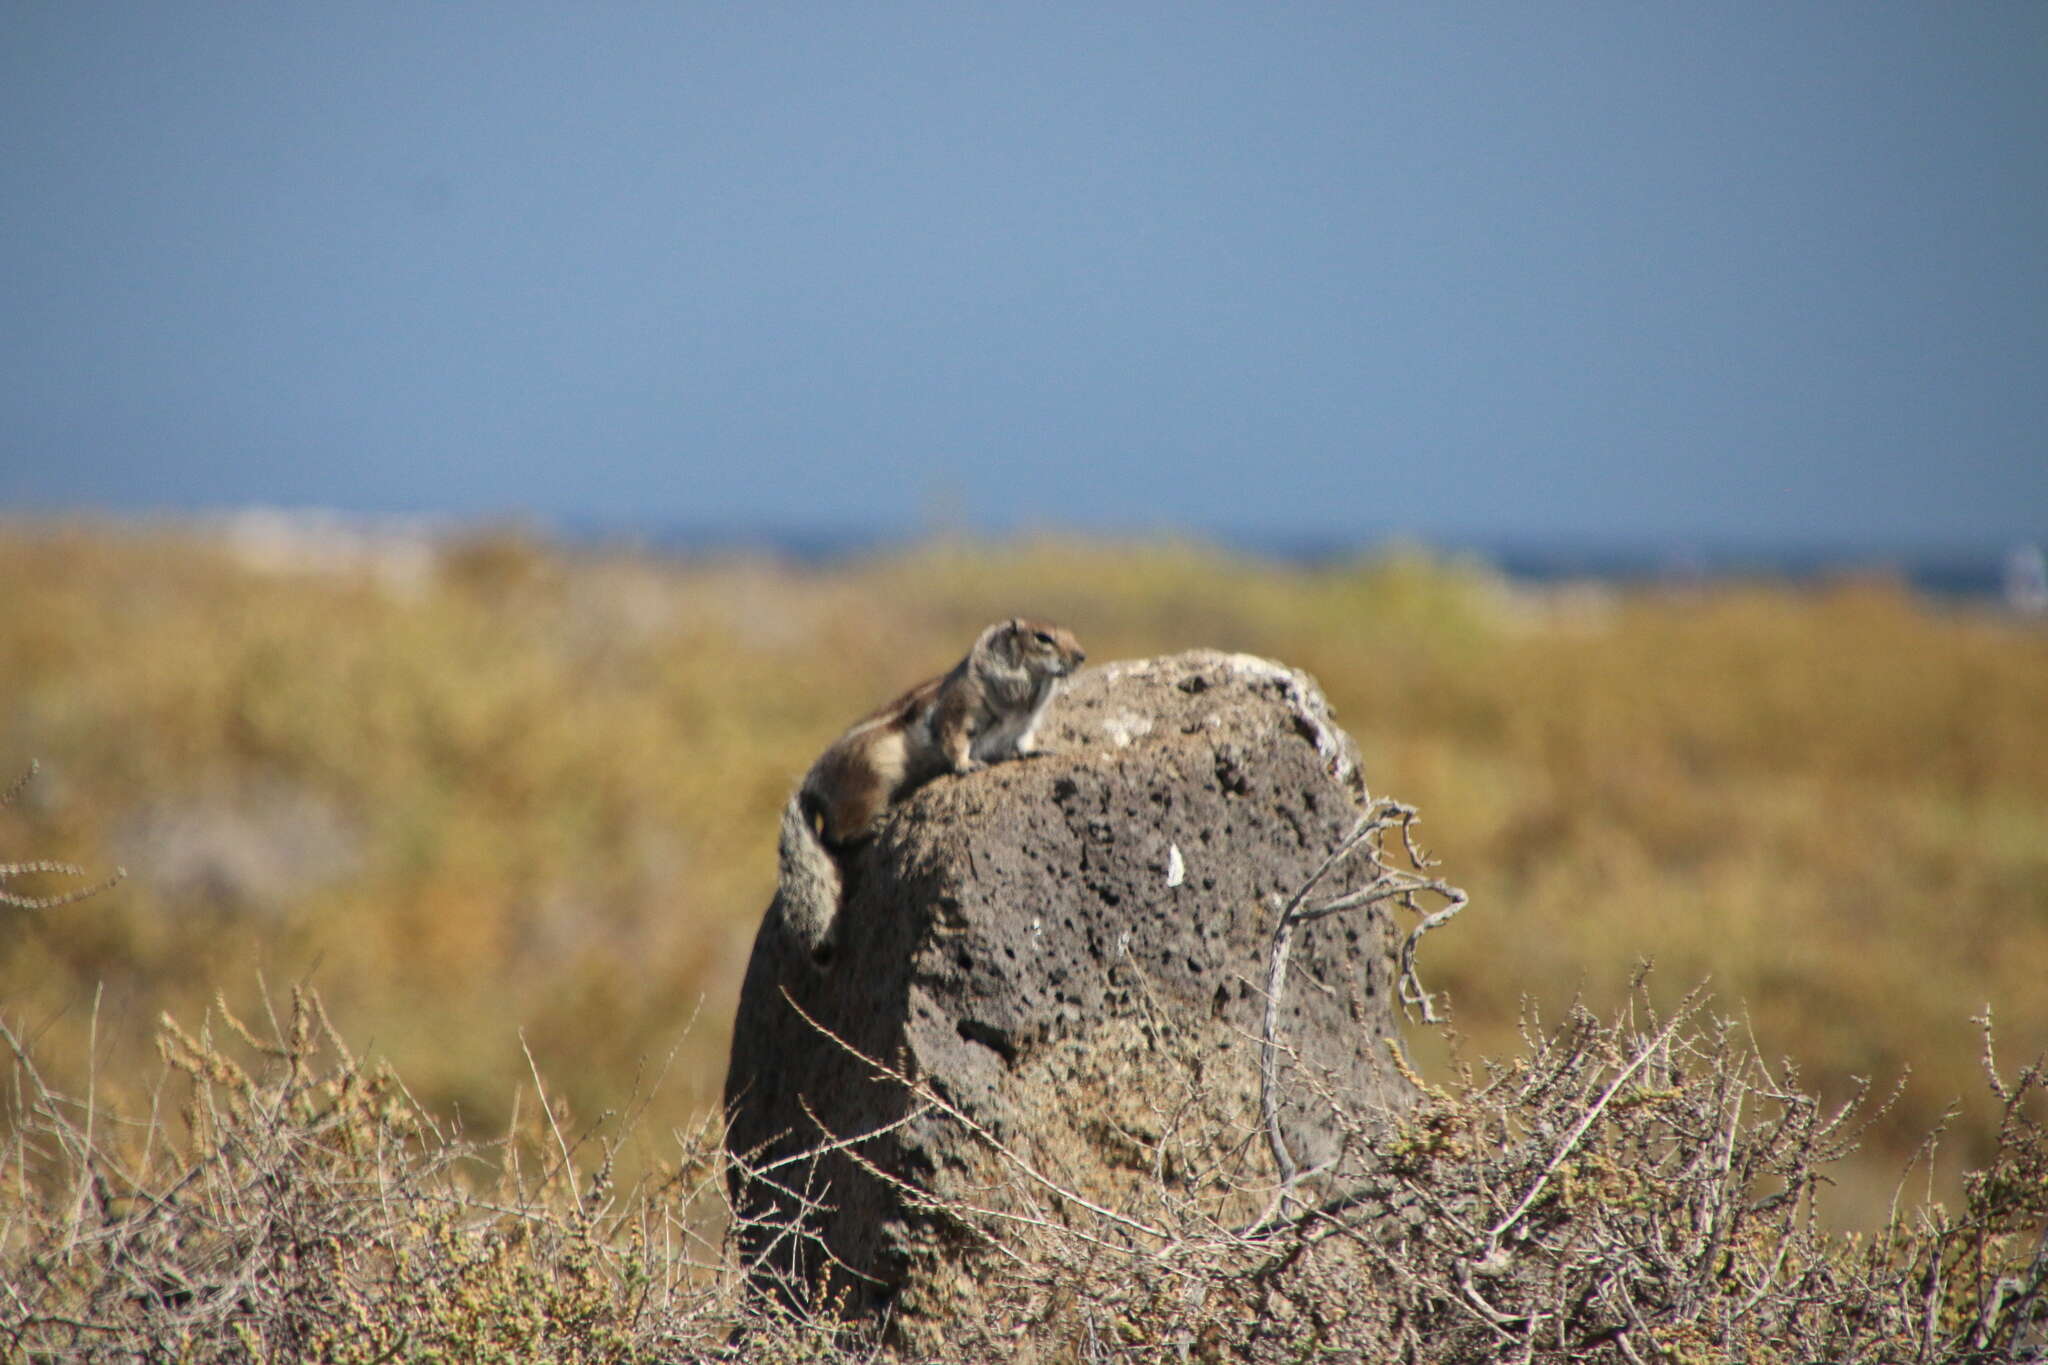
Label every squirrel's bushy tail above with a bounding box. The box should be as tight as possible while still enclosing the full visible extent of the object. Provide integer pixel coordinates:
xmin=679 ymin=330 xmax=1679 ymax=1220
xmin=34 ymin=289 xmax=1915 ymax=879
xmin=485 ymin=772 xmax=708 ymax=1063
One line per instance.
xmin=775 ymin=793 xmax=843 ymax=963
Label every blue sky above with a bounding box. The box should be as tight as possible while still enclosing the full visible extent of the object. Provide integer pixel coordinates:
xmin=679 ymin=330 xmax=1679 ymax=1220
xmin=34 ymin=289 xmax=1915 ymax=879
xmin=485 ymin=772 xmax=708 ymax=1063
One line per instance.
xmin=3 ymin=3 xmax=2043 ymax=548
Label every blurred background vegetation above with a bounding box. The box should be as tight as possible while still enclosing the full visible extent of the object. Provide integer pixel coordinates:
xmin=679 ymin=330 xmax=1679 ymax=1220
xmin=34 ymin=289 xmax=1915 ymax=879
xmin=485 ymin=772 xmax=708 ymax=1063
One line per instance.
xmin=3 ymin=520 xmax=2043 ymax=1226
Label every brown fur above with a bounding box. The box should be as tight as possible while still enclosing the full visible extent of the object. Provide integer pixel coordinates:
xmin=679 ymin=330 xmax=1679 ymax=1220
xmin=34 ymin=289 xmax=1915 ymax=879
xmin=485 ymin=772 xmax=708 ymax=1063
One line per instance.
xmin=776 ymin=618 xmax=1085 ymax=959
xmin=800 ymin=618 xmax=1085 ymax=847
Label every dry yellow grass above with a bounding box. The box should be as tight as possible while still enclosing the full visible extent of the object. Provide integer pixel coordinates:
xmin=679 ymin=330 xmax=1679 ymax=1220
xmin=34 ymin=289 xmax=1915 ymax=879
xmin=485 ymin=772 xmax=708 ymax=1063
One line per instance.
xmin=2 ymin=522 xmax=2043 ymax=1226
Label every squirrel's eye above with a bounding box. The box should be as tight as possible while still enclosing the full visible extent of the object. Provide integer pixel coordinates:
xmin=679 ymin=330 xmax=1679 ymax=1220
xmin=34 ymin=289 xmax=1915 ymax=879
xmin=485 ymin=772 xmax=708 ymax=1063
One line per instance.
xmin=1034 ymin=631 xmax=1054 ymax=645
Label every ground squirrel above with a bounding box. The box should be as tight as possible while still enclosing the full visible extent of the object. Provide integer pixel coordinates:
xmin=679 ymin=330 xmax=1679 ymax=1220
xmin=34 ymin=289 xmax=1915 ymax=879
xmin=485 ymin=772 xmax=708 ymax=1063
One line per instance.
xmin=776 ymin=618 xmax=1086 ymax=962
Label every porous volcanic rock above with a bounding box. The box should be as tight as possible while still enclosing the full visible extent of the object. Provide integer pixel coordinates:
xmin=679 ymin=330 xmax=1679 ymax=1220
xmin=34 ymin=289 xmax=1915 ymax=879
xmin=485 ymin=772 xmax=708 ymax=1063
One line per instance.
xmin=722 ymin=650 xmax=1417 ymax=1333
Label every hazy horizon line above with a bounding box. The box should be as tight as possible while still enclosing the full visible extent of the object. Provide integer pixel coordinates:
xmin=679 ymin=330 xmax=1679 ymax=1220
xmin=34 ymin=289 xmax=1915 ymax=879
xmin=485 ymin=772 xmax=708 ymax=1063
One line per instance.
xmin=7 ymin=504 xmax=2043 ymax=599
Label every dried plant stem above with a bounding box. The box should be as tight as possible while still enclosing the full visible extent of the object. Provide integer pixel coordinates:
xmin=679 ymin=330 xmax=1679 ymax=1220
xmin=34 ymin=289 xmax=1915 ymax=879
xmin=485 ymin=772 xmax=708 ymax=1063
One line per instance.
xmin=1257 ymin=800 xmax=1469 ymax=1214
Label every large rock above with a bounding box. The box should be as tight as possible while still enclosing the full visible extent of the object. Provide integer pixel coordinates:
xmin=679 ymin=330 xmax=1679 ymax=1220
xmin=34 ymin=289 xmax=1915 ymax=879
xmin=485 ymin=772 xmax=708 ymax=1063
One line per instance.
xmin=722 ymin=650 xmax=1417 ymax=1332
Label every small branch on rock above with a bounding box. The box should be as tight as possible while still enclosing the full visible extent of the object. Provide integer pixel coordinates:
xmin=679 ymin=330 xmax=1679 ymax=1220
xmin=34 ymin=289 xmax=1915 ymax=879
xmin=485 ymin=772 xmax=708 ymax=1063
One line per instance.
xmin=1257 ymin=800 xmax=1469 ymax=1220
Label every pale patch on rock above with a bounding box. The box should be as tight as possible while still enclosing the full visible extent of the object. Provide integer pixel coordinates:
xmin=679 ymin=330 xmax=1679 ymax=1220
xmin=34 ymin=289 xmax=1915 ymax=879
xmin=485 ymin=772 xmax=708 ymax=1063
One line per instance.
xmin=1097 ymin=710 xmax=1154 ymax=747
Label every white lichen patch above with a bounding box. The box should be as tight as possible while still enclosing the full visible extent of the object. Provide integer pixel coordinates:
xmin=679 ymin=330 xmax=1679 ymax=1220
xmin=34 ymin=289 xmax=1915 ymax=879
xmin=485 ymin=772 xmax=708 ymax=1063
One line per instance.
xmin=1214 ymin=652 xmax=1360 ymax=793
xmin=1099 ymin=711 xmax=1155 ymax=747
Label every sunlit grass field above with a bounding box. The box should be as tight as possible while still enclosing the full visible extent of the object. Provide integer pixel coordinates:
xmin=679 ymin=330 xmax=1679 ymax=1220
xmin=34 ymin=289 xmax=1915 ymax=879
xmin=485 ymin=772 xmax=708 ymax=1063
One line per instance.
xmin=4 ymin=521 xmax=2043 ymax=1225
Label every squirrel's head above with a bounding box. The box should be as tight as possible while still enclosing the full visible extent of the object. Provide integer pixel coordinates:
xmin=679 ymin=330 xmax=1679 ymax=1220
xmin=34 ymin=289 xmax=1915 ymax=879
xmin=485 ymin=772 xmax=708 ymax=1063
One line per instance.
xmin=992 ymin=618 xmax=1086 ymax=678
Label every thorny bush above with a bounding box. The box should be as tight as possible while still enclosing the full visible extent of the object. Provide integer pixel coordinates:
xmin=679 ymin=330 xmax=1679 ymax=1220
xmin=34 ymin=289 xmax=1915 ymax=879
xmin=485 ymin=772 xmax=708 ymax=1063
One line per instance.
xmin=5 ymin=991 xmax=2043 ymax=1361
xmin=2 ymin=771 xmax=2044 ymax=1362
